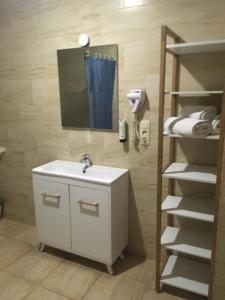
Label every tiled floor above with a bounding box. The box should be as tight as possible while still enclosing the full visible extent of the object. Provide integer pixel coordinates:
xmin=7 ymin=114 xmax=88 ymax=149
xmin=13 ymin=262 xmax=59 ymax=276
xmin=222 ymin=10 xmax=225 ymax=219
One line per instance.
xmin=0 ymin=218 xmax=198 ymax=300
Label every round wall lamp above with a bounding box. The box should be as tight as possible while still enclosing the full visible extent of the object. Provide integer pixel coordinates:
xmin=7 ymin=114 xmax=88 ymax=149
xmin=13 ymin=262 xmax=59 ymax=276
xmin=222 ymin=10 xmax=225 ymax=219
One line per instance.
xmin=78 ymin=33 xmax=90 ymax=47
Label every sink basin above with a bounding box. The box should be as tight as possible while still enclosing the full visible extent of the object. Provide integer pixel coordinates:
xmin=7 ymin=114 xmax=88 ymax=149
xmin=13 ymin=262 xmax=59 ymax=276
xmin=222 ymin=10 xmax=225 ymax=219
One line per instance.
xmin=32 ymin=160 xmax=129 ymax=185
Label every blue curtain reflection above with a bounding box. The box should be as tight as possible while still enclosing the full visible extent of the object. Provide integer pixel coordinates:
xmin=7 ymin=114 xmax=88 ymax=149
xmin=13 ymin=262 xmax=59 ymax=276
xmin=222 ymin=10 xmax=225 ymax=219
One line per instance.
xmin=85 ymin=56 xmax=116 ymax=129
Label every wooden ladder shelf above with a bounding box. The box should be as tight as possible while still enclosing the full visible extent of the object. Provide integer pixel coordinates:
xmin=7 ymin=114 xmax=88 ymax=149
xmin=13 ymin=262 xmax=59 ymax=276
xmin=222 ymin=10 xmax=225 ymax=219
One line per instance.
xmin=156 ymin=25 xmax=225 ymax=299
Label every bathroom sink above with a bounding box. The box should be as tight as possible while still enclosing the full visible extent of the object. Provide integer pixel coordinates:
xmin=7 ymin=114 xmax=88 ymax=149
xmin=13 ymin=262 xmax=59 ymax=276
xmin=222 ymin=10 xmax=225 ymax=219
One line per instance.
xmin=32 ymin=160 xmax=128 ymax=185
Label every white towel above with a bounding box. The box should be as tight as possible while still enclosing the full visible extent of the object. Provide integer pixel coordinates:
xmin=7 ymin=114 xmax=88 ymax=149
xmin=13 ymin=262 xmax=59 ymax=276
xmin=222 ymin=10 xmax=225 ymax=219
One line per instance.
xmin=172 ymin=118 xmax=210 ymax=137
xmin=211 ymin=115 xmax=221 ymax=134
xmin=164 ymin=116 xmax=184 ymax=134
xmin=181 ymin=105 xmax=217 ymax=120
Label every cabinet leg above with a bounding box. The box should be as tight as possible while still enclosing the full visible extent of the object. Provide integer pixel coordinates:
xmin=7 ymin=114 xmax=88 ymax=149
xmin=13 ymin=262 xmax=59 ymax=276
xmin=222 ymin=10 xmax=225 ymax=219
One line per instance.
xmin=38 ymin=242 xmax=45 ymax=252
xmin=106 ymin=265 xmax=114 ymax=276
xmin=119 ymin=252 xmax=125 ymax=260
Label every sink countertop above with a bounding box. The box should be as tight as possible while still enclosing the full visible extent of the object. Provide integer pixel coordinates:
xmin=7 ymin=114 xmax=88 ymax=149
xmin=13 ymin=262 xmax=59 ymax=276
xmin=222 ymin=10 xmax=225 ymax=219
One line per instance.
xmin=32 ymin=160 xmax=129 ymax=185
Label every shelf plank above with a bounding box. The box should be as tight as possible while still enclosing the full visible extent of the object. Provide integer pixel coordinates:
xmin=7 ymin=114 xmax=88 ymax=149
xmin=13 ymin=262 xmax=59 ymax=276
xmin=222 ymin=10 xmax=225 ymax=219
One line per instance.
xmin=164 ymin=90 xmax=223 ymax=97
xmin=166 ymin=39 xmax=225 ymax=55
xmin=163 ymin=132 xmax=220 ymax=140
xmin=161 ymin=226 xmax=212 ymax=259
xmin=161 ymin=255 xmax=209 ymax=297
xmin=162 ymin=195 xmax=214 ymax=223
xmin=163 ymin=162 xmax=217 ymax=184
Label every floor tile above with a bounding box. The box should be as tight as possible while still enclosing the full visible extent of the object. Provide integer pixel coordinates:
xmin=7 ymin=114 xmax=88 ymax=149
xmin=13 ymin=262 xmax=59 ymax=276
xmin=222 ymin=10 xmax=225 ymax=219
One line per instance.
xmin=24 ymin=286 xmax=70 ymax=300
xmin=142 ymin=288 xmax=184 ymax=300
xmin=114 ymin=254 xmax=155 ymax=284
xmin=0 ymin=218 xmax=27 ymax=239
xmin=6 ymin=248 xmax=62 ymax=284
xmin=149 ymin=271 xmax=156 ymax=290
xmin=84 ymin=274 xmax=147 ymax=300
xmin=42 ymin=260 xmax=100 ymax=299
xmin=12 ymin=225 xmax=38 ymax=247
xmin=0 ymin=238 xmax=31 ymax=268
xmin=0 ymin=269 xmax=33 ymax=300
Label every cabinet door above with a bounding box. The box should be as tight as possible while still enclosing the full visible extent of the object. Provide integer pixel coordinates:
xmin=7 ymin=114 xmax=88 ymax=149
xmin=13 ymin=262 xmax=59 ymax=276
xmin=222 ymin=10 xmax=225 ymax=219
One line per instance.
xmin=70 ymin=185 xmax=109 ymax=263
xmin=33 ymin=178 xmax=71 ymax=251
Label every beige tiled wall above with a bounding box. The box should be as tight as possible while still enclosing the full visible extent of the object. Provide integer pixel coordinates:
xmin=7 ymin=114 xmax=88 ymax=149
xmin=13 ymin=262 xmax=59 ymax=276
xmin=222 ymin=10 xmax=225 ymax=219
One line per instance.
xmin=0 ymin=1 xmax=225 ymax=287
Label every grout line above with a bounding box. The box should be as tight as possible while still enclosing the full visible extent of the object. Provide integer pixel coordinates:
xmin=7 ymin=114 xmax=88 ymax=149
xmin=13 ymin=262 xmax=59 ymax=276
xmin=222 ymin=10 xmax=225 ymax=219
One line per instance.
xmin=80 ymin=272 xmax=103 ymax=300
xmin=39 ymin=285 xmax=73 ymax=300
xmin=37 ymin=259 xmax=83 ymax=298
xmin=2 ymin=248 xmax=32 ymax=271
xmin=140 ymin=282 xmax=150 ymax=300
xmin=5 ymin=247 xmax=35 ymax=273
xmin=81 ymin=273 xmax=110 ymax=300
xmin=21 ymin=285 xmax=39 ymax=300
xmin=5 ymin=244 xmax=62 ymax=284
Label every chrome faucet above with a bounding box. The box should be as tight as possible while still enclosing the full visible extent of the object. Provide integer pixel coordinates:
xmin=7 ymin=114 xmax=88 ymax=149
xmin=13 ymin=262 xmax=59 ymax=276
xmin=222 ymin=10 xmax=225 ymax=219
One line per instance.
xmin=80 ymin=154 xmax=92 ymax=173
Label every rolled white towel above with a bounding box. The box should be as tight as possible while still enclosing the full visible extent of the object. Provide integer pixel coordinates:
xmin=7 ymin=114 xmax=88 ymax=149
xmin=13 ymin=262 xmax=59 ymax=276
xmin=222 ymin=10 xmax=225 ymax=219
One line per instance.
xmin=164 ymin=116 xmax=184 ymax=134
xmin=172 ymin=118 xmax=210 ymax=137
xmin=181 ymin=105 xmax=217 ymax=120
xmin=211 ymin=115 xmax=221 ymax=134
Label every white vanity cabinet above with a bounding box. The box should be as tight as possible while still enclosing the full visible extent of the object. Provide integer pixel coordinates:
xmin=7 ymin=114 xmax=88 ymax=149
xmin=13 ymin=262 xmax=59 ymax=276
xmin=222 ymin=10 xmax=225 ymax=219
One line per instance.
xmin=70 ymin=185 xmax=109 ymax=264
xmin=32 ymin=178 xmax=71 ymax=252
xmin=32 ymin=160 xmax=129 ymax=274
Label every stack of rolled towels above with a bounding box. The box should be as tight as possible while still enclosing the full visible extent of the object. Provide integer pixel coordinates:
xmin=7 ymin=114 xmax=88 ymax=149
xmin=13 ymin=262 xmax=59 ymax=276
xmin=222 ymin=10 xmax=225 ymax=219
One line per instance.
xmin=164 ymin=105 xmax=221 ymax=137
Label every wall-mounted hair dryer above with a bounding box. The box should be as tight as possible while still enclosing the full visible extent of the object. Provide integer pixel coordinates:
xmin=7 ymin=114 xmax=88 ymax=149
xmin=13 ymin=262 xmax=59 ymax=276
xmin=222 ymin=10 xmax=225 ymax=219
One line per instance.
xmin=127 ymin=89 xmax=146 ymax=113
xmin=126 ymin=89 xmax=147 ymax=145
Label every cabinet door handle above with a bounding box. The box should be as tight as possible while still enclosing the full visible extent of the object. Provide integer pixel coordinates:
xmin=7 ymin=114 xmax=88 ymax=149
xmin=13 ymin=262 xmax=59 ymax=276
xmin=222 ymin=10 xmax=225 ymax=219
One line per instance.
xmin=78 ymin=199 xmax=99 ymax=207
xmin=42 ymin=192 xmax=61 ymax=201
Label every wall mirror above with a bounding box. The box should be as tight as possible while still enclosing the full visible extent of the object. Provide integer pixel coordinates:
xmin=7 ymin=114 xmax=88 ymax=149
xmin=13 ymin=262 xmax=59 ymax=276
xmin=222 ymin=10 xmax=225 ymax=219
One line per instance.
xmin=57 ymin=44 xmax=118 ymax=131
